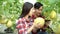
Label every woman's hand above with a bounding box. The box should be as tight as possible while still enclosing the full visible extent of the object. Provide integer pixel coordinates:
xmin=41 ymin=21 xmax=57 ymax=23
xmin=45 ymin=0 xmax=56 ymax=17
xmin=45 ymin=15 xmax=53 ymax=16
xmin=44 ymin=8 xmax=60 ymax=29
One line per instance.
xmin=27 ymin=24 xmax=35 ymax=34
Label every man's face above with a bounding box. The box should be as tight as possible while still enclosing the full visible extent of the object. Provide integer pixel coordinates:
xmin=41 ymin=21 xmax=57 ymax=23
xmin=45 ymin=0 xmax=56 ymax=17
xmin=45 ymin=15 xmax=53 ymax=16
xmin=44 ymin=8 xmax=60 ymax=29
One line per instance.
xmin=34 ymin=6 xmax=43 ymax=16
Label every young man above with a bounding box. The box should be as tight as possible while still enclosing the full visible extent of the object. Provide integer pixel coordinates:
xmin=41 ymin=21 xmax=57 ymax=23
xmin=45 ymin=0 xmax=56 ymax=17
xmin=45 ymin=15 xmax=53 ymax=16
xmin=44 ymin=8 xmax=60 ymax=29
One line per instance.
xmin=30 ymin=2 xmax=54 ymax=34
xmin=29 ymin=2 xmax=44 ymax=18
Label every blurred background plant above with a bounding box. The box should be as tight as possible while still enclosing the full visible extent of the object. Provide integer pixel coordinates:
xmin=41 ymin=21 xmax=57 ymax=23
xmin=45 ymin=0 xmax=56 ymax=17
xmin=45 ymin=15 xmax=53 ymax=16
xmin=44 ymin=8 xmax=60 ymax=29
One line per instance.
xmin=0 ymin=0 xmax=23 ymax=32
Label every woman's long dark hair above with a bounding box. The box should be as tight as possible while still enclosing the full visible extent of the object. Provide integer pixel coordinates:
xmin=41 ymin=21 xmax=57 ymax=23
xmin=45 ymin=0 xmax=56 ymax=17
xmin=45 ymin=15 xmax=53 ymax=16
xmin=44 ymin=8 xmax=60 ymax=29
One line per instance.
xmin=19 ymin=2 xmax=33 ymax=18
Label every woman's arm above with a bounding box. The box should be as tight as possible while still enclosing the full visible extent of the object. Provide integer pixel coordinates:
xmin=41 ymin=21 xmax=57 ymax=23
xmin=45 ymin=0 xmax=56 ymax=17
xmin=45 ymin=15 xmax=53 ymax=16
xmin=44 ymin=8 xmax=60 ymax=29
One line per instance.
xmin=27 ymin=25 xmax=34 ymax=34
xmin=16 ymin=18 xmax=28 ymax=34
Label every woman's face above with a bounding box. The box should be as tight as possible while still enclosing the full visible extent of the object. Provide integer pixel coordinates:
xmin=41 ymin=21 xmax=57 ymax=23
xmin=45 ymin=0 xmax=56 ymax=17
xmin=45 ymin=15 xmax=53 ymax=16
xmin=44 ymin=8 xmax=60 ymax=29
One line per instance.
xmin=29 ymin=8 xmax=35 ymax=16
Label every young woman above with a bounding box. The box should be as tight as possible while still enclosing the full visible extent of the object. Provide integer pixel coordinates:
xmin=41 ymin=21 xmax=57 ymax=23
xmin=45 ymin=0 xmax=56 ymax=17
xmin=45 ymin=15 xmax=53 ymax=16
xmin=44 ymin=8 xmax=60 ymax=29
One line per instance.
xmin=16 ymin=2 xmax=34 ymax=34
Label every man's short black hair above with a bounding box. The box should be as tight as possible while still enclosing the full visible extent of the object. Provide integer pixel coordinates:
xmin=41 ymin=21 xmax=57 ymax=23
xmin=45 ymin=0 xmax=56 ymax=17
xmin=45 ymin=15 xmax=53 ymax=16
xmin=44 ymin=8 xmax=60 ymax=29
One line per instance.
xmin=34 ymin=2 xmax=43 ymax=9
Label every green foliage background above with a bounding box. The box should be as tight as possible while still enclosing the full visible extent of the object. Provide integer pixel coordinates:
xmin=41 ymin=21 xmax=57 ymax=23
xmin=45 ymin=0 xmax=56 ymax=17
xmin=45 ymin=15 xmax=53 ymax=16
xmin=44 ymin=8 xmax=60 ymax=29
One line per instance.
xmin=0 ymin=0 xmax=23 ymax=31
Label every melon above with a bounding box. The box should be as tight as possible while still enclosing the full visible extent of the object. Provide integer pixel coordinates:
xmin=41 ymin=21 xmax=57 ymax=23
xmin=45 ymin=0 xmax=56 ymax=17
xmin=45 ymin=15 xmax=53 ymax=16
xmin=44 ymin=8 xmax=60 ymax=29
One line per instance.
xmin=50 ymin=10 xmax=56 ymax=19
xmin=34 ymin=17 xmax=45 ymax=27
xmin=6 ymin=20 xmax=13 ymax=27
